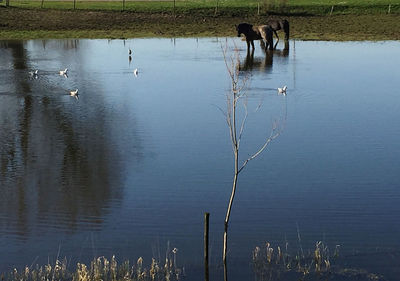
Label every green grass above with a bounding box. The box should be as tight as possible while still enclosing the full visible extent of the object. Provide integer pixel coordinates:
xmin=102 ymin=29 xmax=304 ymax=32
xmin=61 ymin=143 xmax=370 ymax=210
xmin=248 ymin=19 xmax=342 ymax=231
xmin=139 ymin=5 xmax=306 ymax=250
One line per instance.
xmin=2 ymin=0 xmax=400 ymax=15
xmin=1 ymin=0 xmax=400 ymax=40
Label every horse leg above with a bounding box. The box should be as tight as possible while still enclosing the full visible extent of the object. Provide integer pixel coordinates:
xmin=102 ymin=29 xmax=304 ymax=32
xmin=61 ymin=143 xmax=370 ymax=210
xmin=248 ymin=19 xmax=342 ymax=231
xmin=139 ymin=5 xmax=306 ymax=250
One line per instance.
xmin=262 ymin=28 xmax=274 ymax=51
xmin=284 ymin=40 xmax=289 ymax=51
xmin=260 ymin=30 xmax=268 ymax=50
xmin=267 ymin=32 xmax=274 ymax=50
xmin=244 ymin=48 xmax=255 ymax=70
xmin=273 ymin=30 xmax=279 ymax=43
xmin=263 ymin=40 xmax=268 ymax=51
xmin=246 ymin=39 xmax=251 ymax=51
xmin=283 ymin=20 xmax=290 ymax=40
xmin=259 ymin=40 xmax=266 ymax=53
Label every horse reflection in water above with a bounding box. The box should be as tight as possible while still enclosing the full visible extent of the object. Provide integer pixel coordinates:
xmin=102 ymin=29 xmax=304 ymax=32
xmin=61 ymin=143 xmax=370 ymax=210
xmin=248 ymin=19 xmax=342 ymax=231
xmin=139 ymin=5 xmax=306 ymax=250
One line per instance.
xmin=239 ymin=40 xmax=289 ymax=73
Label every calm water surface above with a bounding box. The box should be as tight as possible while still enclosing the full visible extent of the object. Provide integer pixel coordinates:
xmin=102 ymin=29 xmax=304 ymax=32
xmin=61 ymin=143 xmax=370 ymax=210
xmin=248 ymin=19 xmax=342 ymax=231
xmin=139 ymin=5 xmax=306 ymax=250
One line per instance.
xmin=0 ymin=38 xmax=399 ymax=280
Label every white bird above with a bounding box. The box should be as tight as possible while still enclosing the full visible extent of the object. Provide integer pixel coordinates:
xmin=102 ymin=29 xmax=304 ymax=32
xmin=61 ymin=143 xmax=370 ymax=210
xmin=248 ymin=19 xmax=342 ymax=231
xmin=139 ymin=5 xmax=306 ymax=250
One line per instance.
xmin=29 ymin=70 xmax=38 ymax=77
xmin=59 ymin=68 xmax=68 ymax=77
xmin=133 ymin=68 xmax=138 ymax=77
xmin=278 ymin=85 xmax=287 ymax=95
xmin=70 ymin=89 xmax=79 ymax=100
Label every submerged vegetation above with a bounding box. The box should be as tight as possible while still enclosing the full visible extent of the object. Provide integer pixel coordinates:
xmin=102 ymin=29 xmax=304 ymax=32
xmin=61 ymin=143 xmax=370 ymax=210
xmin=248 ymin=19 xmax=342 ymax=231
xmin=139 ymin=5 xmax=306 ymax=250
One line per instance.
xmin=1 ymin=242 xmax=389 ymax=281
xmin=252 ymin=242 xmax=385 ymax=281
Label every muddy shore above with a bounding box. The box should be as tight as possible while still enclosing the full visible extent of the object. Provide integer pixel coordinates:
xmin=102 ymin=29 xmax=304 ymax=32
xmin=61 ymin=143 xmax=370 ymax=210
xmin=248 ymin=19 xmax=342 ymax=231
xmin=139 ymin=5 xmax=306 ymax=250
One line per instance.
xmin=1 ymin=7 xmax=399 ymax=40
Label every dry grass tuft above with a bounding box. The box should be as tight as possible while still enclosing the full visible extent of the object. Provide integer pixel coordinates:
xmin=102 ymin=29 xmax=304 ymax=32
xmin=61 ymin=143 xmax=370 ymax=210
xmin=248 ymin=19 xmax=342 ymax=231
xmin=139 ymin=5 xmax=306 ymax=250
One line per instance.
xmin=3 ymin=252 xmax=182 ymax=281
xmin=253 ymin=241 xmax=385 ymax=281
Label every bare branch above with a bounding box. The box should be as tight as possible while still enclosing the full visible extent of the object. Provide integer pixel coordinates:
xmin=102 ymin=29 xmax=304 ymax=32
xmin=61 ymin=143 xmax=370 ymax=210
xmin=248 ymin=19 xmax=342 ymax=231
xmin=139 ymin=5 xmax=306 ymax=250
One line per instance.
xmin=222 ymin=39 xmax=285 ymax=269
xmin=225 ymin=92 xmax=236 ymax=152
xmin=255 ymin=95 xmax=265 ymax=112
xmin=238 ymin=121 xmax=282 ymax=174
xmin=221 ymin=43 xmax=234 ymax=81
xmin=236 ymin=75 xmax=250 ymax=98
xmin=211 ymin=103 xmax=227 ymax=118
xmin=237 ymin=98 xmax=248 ymax=149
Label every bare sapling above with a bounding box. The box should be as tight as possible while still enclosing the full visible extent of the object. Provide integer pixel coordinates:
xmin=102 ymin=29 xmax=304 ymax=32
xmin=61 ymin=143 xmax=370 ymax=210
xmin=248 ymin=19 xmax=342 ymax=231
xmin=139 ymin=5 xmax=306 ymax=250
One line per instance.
xmin=221 ymin=41 xmax=284 ymax=280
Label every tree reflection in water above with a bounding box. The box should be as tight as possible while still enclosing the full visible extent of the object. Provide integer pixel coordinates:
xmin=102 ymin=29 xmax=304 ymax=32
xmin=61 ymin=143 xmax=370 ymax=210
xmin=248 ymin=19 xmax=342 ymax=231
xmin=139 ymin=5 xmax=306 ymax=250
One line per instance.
xmin=0 ymin=40 xmax=143 ymax=240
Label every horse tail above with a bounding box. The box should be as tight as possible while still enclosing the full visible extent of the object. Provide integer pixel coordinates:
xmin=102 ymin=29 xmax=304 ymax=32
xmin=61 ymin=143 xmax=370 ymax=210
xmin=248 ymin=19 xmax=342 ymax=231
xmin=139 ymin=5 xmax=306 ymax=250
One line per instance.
xmin=283 ymin=19 xmax=289 ymax=40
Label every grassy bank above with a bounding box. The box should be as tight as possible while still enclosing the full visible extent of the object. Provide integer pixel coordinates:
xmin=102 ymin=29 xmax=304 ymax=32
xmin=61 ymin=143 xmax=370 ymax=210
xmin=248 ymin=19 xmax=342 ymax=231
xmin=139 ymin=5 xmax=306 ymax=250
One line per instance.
xmin=0 ymin=0 xmax=400 ymax=40
xmin=3 ymin=0 xmax=400 ymax=15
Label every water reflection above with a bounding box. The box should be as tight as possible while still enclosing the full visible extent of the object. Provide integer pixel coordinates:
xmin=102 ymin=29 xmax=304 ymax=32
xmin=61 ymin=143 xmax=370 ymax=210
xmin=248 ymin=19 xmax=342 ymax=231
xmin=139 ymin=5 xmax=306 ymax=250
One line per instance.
xmin=2 ymin=41 xmax=28 ymax=70
xmin=0 ymin=38 xmax=400 ymax=281
xmin=0 ymin=40 xmax=144 ymax=239
xmin=239 ymin=41 xmax=289 ymax=73
xmin=0 ymin=41 xmax=31 ymax=95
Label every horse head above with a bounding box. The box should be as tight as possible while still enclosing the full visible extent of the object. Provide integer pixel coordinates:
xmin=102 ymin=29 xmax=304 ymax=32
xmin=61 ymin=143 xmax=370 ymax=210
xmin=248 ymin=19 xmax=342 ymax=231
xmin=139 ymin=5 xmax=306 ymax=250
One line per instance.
xmin=236 ymin=23 xmax=252 ymax=37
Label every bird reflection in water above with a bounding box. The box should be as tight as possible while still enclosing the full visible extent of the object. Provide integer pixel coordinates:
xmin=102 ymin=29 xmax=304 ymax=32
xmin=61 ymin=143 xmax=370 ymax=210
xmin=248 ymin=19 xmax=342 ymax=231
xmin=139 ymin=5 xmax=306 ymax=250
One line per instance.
xmin=239 ymin=40 xmax=289 ymax=73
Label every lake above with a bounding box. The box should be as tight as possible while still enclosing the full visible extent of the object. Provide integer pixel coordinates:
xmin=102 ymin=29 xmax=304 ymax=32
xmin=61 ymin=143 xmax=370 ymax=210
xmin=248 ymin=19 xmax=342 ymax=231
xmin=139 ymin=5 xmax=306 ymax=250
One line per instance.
xmin=0 ymin=38 xmax=399 ymax=280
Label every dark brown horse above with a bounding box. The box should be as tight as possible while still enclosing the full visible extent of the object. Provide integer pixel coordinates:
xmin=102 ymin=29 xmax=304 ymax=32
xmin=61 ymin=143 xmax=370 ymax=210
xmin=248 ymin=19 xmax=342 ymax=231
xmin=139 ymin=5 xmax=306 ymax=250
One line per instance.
xmin=266 ymin=19 xmax=290 ymax=41
xmin=236 ymin=23 xmax=274 ymax=51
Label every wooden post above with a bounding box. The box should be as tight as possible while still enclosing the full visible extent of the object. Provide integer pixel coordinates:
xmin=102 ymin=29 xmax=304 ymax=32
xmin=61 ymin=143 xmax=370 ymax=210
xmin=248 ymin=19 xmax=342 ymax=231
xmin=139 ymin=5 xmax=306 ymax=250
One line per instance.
xmin=73 ymin=0 xmax=76 ymax=10
xmin=257 ymin=2 xmax=260 ymax=15
xmin=388 ymin=4 xmax=391 ymax=14
xmin=122 ymin=0 xmax=125 ymax=11
xmin=330 ymin=5 xmax=334 ymax=15
xmin=173 ymin=0 xmax=176 ymax=18
xmin=41 ymin=0 xmax=44 ymax=8
xmin=204 ymin=212 xmax=210 ymax=281
xmin=5 ymin=0 xmax=9 ymax=7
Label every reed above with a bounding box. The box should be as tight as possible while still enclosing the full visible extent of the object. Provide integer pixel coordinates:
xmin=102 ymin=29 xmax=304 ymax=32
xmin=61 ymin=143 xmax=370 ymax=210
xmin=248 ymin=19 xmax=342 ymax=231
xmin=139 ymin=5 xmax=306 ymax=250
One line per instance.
xmin=252 ymin=241 xmax=385 ymax=281
xmin=2 ymin=253 xmax=182 ymax=281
